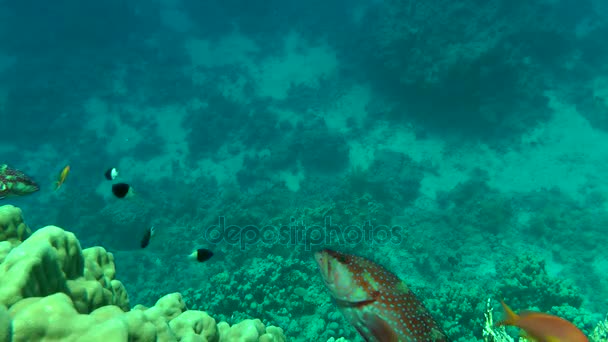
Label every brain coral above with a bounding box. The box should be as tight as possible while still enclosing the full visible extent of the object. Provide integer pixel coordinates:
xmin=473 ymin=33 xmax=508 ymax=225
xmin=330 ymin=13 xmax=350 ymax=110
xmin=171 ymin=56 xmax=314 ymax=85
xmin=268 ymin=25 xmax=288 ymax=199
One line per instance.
xmin=0 ymin=204 xmax=287 ymax=342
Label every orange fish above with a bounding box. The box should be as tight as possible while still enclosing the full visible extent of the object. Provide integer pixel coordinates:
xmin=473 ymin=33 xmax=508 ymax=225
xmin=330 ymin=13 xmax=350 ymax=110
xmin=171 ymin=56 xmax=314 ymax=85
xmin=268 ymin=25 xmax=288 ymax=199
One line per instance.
xmin=315 ymin=249 xmax=448 ymax=342
xmin=55 ymin=165 xmax=70 ymax=190
xmin=497 ymin=300 xmax=589 ymax=342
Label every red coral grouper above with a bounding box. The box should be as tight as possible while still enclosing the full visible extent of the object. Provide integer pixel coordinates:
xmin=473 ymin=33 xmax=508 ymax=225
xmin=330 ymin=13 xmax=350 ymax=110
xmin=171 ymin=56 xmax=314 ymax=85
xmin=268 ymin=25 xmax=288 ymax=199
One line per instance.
xmin=314 ymin=249 xmax=448 ymax=342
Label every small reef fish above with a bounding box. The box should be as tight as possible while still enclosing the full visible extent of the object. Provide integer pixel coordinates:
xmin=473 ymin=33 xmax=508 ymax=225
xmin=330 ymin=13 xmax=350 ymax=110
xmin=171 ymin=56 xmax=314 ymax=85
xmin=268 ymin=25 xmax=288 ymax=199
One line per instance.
xmin=497 ymin=300 xmax=589 ymax=342
xmin=112 ymin=183 xmax=132 ymax=198
xmin=315 ymin=249 xmax=448 ymax=342
xmin=0 ymin=164 xmax=39 ymax=199
xmin=55 ymin=165 xmax=70 ymax=190
xmin=104 ymin=167 xmax=119 ymax=181
xmin=188 ymin=248 xmax=214 ymax=263
xmin=140 ymin=226 xmax=155 ymax=248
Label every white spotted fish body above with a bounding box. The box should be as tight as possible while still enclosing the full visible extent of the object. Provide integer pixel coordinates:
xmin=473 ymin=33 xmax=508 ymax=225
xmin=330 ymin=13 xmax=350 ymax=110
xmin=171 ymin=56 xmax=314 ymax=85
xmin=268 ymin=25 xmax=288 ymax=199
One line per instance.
xmin=314 ymin=249 xmax=448 ymax=342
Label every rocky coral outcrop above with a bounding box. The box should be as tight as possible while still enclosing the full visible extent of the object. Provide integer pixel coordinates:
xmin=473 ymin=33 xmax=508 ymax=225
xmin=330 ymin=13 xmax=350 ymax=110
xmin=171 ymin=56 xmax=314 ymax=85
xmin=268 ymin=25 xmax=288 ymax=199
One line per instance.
xmin=0 ymin=204 xmax=286 ymax=341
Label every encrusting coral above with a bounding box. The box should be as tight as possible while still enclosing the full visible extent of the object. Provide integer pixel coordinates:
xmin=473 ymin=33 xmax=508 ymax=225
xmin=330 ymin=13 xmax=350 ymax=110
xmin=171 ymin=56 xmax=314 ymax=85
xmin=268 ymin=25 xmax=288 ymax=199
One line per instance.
xmin=0 ymin=204 xmax=286 ymax=342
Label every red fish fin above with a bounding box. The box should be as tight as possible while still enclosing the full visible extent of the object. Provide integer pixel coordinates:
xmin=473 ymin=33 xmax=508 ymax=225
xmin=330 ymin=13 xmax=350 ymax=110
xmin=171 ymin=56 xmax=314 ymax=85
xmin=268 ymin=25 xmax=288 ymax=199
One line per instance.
xmin=362 ymin=312 xmax=400 ymax=342
xmin=334 ymin=297 xmax=375 ymax=308
xmin=496 ymin=299 xmax=519 ymax=326
xmin=518 ymin=309 xmax=541 ymax=316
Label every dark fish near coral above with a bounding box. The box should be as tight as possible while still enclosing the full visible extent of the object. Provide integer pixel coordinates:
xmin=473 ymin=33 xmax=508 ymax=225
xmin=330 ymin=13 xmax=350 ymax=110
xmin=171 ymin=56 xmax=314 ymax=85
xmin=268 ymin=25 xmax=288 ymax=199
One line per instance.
xmin=104 ymin=167 xmax=119 ymax=181
xmin=0 ymin=164 xmax=39 ymax=199
xmin=140 ymin=226 xmax=155 ymax=248
xmin=112 ymin=183 xmax=133 ymax=198
xmin=188 ymin=248 xmax=214 ymax=262
xmin=314 ymin=249 xmax=448 ymax=342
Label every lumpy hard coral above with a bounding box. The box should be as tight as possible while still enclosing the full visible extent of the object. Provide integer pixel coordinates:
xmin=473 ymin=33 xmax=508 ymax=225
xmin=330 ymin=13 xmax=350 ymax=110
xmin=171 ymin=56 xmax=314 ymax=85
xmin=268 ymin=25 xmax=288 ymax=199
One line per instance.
xmin=0 ymin=205 xmax=31 ymax=249
xmin=0 ymin=205 xmax=287 ymax=341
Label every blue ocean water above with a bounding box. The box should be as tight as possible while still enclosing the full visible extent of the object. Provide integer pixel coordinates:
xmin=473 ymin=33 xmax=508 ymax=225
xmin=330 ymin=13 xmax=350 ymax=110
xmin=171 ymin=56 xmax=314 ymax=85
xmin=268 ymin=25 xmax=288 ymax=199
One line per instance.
xmin=1 ymin=0 xmax=608 ymax=340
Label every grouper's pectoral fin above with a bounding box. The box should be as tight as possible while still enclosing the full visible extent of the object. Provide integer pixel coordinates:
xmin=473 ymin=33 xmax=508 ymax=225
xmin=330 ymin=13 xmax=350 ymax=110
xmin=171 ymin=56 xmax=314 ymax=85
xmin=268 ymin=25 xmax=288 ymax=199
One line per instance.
xmin=334 ymin=297 xmax=376 ymax=308
xmin=358 ymin=312 xmax=400 ymax=342
xmin=333 ymin=293 xmax=400 ymax=342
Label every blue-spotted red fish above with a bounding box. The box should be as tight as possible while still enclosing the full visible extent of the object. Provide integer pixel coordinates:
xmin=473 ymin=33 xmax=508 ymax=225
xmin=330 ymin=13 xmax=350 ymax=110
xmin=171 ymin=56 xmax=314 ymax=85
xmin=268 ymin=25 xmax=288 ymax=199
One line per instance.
xmin=55 ymin=165 xmax=70 ymax=190
xmin=314 ymin=249 xmax=448 ymax=342
xmin=497 ymin=300 xmax=588 ymax=342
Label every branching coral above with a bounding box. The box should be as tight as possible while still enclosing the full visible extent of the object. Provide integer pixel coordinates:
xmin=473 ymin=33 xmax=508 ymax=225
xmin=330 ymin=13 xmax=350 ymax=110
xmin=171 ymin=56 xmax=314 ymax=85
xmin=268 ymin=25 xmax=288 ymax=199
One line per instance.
xmin=590 ymin=314 xmax=608 ymax=341
xmin=181 ymin=252 xmax=359 ymax=341
xmin=424 ymin=282 xmax=486 ymax=339
xmin=496 ymin=254 xmax=583 ymax=312
xmin=482 ymin=298 xmax=516 ymax=342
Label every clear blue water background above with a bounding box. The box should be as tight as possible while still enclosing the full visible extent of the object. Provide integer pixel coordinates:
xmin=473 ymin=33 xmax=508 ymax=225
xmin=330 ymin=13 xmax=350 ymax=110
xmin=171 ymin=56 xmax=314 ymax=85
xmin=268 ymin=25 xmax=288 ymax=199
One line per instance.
xmin=1 ymin=0 xmax=608 ymax=340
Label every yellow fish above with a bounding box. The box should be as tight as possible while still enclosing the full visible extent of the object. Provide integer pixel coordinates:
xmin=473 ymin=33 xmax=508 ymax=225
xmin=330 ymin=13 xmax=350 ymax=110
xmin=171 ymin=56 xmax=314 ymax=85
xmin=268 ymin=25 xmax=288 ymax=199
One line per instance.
xmin=55 ymin=165 xmax=70 ymax=190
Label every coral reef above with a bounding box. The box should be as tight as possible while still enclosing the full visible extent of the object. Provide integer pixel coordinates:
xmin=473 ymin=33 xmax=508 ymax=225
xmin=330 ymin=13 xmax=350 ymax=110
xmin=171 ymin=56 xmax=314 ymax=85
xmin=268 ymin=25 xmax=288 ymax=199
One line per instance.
xmin=424 ymin=282 xmax=486 ymax=339
xmin=591 ymin=314 xmax=608 ymax=341
xmin=0 ymin=204 xmax=286 ymax=341
xmin=496 ymin=254 xmax=583 ymax=312
xmin=181 ymin=253 xmax=357 ymax=341
xmin=437 ymin=170 xmax=514 ymax=235
xmin=344 ymin=149 xmax=425 ymax=208
xmin=360 ymin=0 xmax=564 ymax=141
